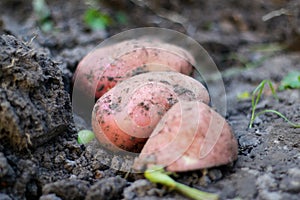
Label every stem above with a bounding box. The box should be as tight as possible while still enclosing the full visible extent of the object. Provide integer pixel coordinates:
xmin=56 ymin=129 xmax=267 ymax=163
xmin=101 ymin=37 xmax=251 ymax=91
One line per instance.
xmin=144 ymin=166 xmax=176 ymax=189
xmin=255 ymin=110 xmax=300 ymax=128
xmin=249 ymin=80 xmax=267 ymax=128
xmin=249 ymin=80 xmax=279 ymax=128
xmin=145 ymin=166 xmax=219 ymax=200
xmin=175 ymin=182 xmax=219 ymax=200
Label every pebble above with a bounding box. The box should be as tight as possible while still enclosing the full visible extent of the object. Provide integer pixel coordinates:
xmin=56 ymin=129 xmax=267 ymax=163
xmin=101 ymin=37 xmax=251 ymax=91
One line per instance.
xmin=42 ymin=179 xmax=89 ymax=200
xmin=208 ymin=169 xmax=223 ymax=181
xmin=123 ymin=179 xmax=165 ymax=200
xmin=85 ymin=176 xmax=126 ymax=200
xmin=238 ymin=133 xmax=260 ymax=151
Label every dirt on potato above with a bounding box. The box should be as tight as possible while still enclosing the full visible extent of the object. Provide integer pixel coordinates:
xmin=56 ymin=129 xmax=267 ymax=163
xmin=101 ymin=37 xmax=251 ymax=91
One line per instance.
xmin=0 ymin=0 xmax=299 ymax=200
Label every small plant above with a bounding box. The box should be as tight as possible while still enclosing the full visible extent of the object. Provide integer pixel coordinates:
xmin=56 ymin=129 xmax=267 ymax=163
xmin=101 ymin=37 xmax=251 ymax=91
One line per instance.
xmin=83 ymin=8 xmax=112 ymax=30
xmin=77 ymin=129 xmax=95 ymax=144
xmin=145 ymin=166 xmax=219 ymax=200
xmin=249 ymin=80 xmax=300 ymax=128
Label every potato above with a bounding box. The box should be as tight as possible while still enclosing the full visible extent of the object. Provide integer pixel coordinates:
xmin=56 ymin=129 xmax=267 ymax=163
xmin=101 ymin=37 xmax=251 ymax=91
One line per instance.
xmin=73 ymin=39 xmax=194 ymax=99
xmin=134 ymin=101 xmax=238 ymax=172
xmin=92 ymin=72 xmax=209 ymax=152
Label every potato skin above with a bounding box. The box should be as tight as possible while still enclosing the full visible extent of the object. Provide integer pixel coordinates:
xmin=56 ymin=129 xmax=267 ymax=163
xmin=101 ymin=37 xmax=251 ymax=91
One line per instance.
xmin=92 ymin=72 xmax=209 ymax=153
xmin=134 ymin=101 xmax=238 ymax=172
xmin=73 ymin=39 xmax=194 ymax=99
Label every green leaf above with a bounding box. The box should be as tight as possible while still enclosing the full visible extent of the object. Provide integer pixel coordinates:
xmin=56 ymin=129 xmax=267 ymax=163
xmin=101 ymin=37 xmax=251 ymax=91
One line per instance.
xmin=279 ymin=71 xmax=300 ymax=90
xmin=237 ymin=91 xmax=250 ymax=100
xmin=78 ymin=130 xmax=95 ymax=144
xmin=249 ymin=80 xmax=278 ymax=128
xmin=145 ymin=166 xmax=176 ymax=188
xmin=249 ymin=79 xmax=299 ymax=129
xmin=84 ymin=8 xmax=112 ymax=30
xmin=255 ymin=109 xmax=300 ymax=128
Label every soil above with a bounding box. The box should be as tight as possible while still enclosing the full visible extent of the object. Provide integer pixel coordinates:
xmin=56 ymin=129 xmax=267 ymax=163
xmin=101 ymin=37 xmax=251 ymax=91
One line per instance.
xmin=0 ymin=0 xmax=299 ymax=200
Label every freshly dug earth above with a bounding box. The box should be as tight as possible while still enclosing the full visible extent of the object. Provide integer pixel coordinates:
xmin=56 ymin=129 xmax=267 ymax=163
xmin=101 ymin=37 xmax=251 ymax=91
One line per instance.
xmin=0 ymin=0 xmax=299 ymax=200
xmin=0 ymin=35 xmax=73 ymax=150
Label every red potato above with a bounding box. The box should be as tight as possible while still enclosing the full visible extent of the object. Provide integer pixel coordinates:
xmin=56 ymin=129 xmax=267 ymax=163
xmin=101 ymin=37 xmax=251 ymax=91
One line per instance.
xmin=133 ymin=101 xmax=238 ymax=172
xmin=92 ymin=72 xmax=210 ymax=153
xmin=73 ymin=39 xmax=195 ymax=99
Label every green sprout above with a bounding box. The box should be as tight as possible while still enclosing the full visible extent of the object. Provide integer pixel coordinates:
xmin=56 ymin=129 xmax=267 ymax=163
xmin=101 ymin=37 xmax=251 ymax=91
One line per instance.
xmin=145 ymin=166 xmax=219 ymax=200
xmin=78 ymin=130 xmax=95 ymax=144
xmin=249 ymin=80 xmax=300 ymax=128
xmin=83 ymin=8 xmax=112 ymax=30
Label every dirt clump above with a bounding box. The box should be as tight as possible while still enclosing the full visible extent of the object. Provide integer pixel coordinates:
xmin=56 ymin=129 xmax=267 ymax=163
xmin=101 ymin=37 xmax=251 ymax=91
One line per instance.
xmin=0 ymin=34 xmax=74 ymax=150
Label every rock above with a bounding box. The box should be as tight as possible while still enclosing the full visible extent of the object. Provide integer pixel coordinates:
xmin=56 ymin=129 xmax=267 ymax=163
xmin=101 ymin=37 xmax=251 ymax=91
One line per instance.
xmin=85 ymin=176 xmax=127 ymax=200
xmin=0 ymin=34 xmax=73 ymax=150
xmin=238 ymin=133 xmax=260 ymax=154
xmin=208 ymin=169 xmax=223 ymax=181
xmin=123 ymin=179 xmax=165 ymax=200
xmin=42 ymin=179 xmax=89 ymax=200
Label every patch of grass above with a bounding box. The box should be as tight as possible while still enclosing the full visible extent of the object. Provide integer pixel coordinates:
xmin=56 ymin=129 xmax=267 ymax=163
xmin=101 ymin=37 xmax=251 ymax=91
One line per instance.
xmin=145 ymin=166 xmax=219 ymax=200
xmin=249 ymin=80 xmax=300 ymax=129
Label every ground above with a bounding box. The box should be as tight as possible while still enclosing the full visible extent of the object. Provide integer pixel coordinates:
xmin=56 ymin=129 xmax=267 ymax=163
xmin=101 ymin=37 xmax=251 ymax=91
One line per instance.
xmin=0 ymin=0 xmax=299 ymax=200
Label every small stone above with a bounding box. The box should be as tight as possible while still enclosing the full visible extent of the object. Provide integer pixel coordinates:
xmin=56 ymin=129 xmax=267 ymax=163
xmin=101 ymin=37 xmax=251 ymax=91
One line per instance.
xmin=42 ymin=179 xmax=89 ymax=200
xmin=253 ymin=116 xmax=263 ymax=126
xmin=85 ymin=176 xmax=126 ymax=200
xmin=238 ymin=133 xmax=260 ymax=155
xmin=64 ymin=160 xmax=76 ymax=172
xmin=123 ymin=179 xmax=158 ymax=200
xmin=94 ymin=170 xmax=104 ymax=179
xmin=208 ymin=169 xmax=223 ymax=181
